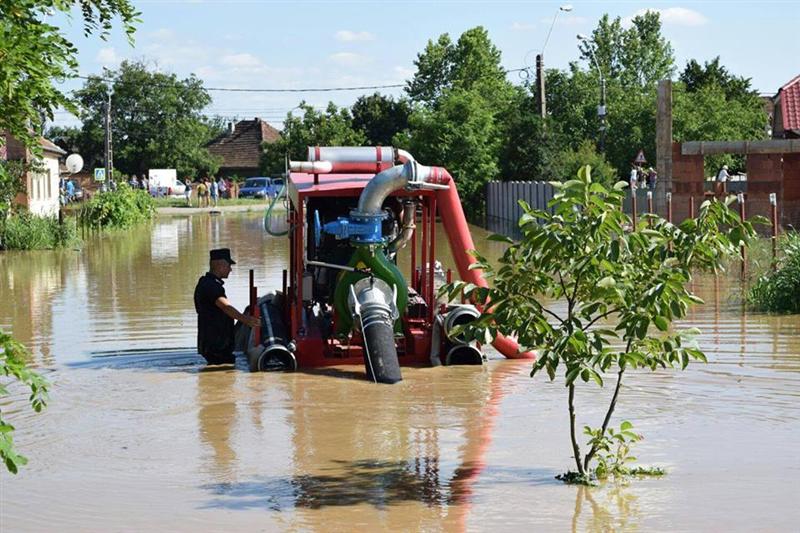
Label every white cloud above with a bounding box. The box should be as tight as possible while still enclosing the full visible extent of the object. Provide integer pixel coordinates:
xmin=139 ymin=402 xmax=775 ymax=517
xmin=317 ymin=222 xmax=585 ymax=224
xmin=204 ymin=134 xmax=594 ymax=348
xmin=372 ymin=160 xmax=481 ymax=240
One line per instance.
xmin=511 ymin=22 xmax=536 ymax=32
xmin=624 ymin=7 xmax=708 ymax=27
xmin=329 ymin=52 xmax=369 ymax=66
xmin=539 ymin=15 xmax=587 ymax=27
xmin=220 ymin=53 xmax=262 ymax=69
xmin=149 ymin=28 xmax=175 ymax=41
xmin=393 ymin=66 xmax=414 ymax=80
xmin=335 ymin=30 xmax=375 ymax=42
xmin=96 ymin=47 xmax=120 ymax=66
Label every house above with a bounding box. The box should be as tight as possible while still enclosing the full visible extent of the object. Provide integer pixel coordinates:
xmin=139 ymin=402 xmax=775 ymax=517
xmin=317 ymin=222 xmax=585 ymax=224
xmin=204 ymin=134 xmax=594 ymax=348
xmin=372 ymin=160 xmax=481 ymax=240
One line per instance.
xmin=772 ymin=74 xmax=800 ymax=138
xmin=206 ymin=118 xmax=281 ymax=178
xmin=2 ymin=133 xmax=66 ymax=217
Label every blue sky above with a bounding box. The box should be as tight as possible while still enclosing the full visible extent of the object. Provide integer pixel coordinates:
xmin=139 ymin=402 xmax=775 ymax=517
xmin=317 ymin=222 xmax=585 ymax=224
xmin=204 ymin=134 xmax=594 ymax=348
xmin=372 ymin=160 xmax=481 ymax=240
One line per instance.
xmin=51 ymin=0 xmax=800 ymax=129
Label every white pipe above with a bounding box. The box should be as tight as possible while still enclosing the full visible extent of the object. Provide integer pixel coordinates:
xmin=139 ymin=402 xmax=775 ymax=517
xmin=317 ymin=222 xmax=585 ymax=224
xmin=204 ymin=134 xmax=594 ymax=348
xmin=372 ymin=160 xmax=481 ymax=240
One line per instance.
xmin=289 ymin=160 xmax=333 ymax=173
xmin=396 ymin=149 xmax=415 ymax=164
xmin=308 ymin=146 xmax=394 ymax=164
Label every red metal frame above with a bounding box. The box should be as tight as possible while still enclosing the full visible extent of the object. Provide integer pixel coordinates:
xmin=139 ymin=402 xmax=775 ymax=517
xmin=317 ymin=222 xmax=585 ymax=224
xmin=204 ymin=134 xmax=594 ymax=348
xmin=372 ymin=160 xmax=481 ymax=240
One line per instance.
xmin=286 ymin=172 xmax=438 ymax=368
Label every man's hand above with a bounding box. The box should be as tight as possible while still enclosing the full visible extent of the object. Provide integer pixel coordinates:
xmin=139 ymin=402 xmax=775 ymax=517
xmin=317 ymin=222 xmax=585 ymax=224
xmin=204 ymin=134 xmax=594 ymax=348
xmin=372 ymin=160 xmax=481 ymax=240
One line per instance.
xmin=241 ymin=315 xmax=260 ymax=329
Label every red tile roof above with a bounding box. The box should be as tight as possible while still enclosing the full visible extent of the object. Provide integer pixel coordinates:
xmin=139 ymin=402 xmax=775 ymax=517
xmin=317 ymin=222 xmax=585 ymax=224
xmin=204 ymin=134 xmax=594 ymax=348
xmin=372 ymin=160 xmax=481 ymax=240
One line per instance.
xmin=780 ymin=74 xmax=800 ymax=133
xmin=207 ymin=118 xmax=281 ymax=171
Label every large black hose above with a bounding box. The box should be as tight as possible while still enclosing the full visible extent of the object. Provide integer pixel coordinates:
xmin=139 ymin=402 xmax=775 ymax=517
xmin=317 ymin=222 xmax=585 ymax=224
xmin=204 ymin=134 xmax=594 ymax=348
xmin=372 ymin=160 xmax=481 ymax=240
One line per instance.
xmin=247 ymin=294 xmax=296 ymax=372
xmin=362 ymin=318 xmax=402 ymax=384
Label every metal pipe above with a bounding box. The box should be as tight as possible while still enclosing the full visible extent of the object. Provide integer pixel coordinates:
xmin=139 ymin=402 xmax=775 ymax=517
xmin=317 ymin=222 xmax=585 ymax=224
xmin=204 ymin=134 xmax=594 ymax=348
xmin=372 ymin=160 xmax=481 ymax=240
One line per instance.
xmin=738 ymin=193 xmax=746 ymax=280
xmin=428 ymin=194 xmax=437 ymax=322
xmin=770 ymin=193 xmax=778 ymax=270
xmin=388 ymin=199 xmax=417 ymax=253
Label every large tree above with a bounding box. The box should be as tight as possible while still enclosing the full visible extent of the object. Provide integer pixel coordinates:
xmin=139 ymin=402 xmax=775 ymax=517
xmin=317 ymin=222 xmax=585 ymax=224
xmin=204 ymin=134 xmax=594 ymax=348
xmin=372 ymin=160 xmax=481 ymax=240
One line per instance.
xmin=0 ymin=0 xmax=138 ymax=475
xmin=403 ymin=27 xmax=517 ymax=218
xmin=73 ymin=60 xmax=221 ymax=178
xmin=0 ymin=0 xmax=139 ymax=150
xmin=261 ymin=101 xmax=365 ymax=175
xmin=351 ymin=93 xmax=410 ymax=147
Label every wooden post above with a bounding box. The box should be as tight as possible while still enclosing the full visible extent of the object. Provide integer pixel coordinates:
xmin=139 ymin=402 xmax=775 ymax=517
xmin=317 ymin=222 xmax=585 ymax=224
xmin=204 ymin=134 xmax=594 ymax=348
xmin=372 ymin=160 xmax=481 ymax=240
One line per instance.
xmin=647 ymin=191 xmax=654 ymax=214
xmin=770 ymin=193 xmax=778 ymax=271
xmin=666 ymin=192 xmax=673 ymax=223
xmin=631 ymin=192 xmax=638 ymax=231
xmin=656 ymin=80 xmax=673 ymax=216
xmin=738 ymin=193 xmax=746 ymax=280
xmin=689 ymin=196 xmax=695 ymax=219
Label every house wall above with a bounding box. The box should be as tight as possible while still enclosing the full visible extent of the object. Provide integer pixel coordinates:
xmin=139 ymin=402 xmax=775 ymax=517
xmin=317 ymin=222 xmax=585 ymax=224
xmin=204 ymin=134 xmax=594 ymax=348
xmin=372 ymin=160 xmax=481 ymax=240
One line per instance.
xmin=25 ymin=156 xmax=61 ymax=217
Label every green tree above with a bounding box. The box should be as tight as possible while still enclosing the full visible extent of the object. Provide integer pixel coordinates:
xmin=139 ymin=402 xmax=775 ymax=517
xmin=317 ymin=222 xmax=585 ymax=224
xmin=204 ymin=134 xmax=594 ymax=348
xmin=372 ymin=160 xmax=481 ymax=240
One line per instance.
xmin=557 ymin=140 xmax=617 ymax=186
xmin=406 ymin=26 xmax=515 ymax=109
xmin=673 ymin=82 xmax=767 ymax=174
xmin=73 ymin=60 xmax=221 ymax=178
xmin=499 ymin=92 xmax=565 ymax=182
xmin=0 ymin=0 xmax=137 ymax=474
xmin=580 ymin=12 xmax=674 ymax=90
xmin=401 ymin=88 xmax=501 ymax=220
xmin=445 ymin=167 xmax=758 ymax=482
xmin=261 ymin=102 xmax=365 ymax=175
xmin=680 ymin=57 xmax=755 ymax=101
xmin=351 ymin=93 xmax=411 ymax=146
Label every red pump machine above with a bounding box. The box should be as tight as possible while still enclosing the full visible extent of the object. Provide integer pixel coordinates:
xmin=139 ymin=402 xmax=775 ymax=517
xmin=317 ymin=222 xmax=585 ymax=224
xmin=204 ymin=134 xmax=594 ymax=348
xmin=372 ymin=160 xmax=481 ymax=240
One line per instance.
xmin=246 ymin=147 xmax=532 ymax=383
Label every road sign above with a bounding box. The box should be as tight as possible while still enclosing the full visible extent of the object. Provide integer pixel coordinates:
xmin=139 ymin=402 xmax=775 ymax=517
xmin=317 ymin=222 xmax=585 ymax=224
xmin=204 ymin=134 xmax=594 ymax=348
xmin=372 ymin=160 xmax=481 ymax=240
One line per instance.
xmin=634 ymin=150 xmax=647 ymax=164
xmin=94 ymin=168 xmax=106 ymax=182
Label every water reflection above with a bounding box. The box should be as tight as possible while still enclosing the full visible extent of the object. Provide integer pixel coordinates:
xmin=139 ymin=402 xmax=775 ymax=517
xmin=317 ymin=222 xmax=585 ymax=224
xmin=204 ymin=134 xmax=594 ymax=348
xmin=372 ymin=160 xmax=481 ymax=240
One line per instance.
xmin=2 ymin=213 xmax=800 ymax=531
xmin=571 ymin=484 xmax=640 ymax=533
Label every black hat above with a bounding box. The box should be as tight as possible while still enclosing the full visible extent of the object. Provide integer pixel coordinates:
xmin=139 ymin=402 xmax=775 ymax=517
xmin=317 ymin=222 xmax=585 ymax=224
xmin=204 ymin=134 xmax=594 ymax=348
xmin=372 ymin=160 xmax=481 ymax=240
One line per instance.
xmin=209 ymin=248 xmax=236 ymax=265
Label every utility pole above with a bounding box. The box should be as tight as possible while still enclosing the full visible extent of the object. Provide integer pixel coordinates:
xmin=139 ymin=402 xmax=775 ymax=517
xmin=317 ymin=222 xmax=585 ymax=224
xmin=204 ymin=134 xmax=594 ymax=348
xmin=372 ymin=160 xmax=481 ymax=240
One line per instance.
xmin=104 ymin=91 xmax=113 ymax=185
xmin=535 ymin=54 xmax=546 ymax=118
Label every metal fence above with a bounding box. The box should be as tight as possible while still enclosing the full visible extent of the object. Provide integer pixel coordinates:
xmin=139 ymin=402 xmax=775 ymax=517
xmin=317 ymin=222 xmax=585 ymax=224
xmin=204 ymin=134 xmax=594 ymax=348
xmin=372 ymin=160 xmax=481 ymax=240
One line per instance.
xmin=485 ymin=181 xmax=555 ymax=239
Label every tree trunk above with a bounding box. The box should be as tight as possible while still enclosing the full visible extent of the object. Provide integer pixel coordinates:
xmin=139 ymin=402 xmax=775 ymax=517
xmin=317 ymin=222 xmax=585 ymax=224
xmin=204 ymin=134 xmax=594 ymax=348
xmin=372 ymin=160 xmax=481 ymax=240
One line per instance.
xmin=583 ymin=367 xmax=625 ymax=472
xmin=568 ymin=384 xmax=584 ymax=475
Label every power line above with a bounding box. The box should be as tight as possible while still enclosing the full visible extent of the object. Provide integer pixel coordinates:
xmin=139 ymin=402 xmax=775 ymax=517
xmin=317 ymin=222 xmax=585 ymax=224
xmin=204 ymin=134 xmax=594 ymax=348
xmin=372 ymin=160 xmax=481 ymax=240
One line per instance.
xmin=73 ymin=67 xmax=527 ymax=94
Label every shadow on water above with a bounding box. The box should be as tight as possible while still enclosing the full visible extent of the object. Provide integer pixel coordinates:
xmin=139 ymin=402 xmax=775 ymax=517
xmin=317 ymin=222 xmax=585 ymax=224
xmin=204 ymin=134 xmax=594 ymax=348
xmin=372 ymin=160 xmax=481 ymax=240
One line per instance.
xmin=66 ymin=347 xmax=235 ymax=373
xmin=200 ymin=459 xmax=560 ymax=512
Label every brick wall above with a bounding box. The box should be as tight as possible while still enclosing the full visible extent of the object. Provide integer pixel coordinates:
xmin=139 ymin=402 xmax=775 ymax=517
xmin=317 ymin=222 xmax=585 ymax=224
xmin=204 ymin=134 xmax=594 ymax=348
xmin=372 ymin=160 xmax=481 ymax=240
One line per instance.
xmin=670 ymin=142 xmax=705 ymax=221
xmin=783 ymin=154 xmax=800 ymax=227
xmin=746 ymin=154 xmax=783 ymax=225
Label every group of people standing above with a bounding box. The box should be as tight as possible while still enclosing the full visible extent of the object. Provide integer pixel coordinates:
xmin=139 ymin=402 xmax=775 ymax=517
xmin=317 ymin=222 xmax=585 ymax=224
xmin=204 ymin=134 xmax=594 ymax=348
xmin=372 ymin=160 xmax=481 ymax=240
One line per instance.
xmin=184 ymin=176 xmax=236 ymax=208
xmin=629 ymin=165 xmax=658 ymax=191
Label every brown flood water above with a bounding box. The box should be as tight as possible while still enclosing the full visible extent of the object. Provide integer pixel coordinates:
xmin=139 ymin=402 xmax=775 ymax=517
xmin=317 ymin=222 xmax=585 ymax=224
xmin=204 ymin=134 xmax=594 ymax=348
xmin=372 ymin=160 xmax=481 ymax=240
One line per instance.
xmin=1 ymin=212 xmax=799 ymax=532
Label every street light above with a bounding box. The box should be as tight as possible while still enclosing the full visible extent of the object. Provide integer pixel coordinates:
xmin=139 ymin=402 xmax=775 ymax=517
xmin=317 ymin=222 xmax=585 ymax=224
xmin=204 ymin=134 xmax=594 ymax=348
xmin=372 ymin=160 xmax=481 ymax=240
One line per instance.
xmin=535 ymin=5 xmax=573 ymax=118
xmin=577 ymin=33 xmax=607 ymax=154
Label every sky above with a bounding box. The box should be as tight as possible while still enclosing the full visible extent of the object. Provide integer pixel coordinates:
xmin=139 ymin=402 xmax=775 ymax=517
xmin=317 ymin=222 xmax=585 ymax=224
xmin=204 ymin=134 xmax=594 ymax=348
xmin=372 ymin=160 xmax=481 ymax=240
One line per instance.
xmin=50 ymin=0 xmax=800 ymax=129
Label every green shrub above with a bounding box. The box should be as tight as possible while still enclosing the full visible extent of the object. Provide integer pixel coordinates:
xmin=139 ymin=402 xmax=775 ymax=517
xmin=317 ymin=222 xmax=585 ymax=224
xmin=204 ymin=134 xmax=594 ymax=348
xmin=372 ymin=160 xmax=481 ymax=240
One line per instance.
xmin=80 ymin=184 xmax=154 ymax=229
xmin=0 ymin=212 xmax=79 ymax=250
xmin=748 ymin=232 xmax=800 ymax=313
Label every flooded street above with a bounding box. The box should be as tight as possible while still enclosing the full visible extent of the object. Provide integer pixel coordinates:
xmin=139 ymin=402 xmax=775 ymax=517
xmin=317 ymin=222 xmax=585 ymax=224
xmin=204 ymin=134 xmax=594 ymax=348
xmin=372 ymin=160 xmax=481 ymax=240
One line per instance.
xmin=2 ymin=212 xmax=799 ymax=531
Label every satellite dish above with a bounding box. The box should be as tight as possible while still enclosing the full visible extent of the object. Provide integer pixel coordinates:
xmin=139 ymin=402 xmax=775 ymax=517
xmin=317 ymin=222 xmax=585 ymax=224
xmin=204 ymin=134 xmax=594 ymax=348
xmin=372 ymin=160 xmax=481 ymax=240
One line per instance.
xmin=66 ymin=153 xmax=84 ymax=174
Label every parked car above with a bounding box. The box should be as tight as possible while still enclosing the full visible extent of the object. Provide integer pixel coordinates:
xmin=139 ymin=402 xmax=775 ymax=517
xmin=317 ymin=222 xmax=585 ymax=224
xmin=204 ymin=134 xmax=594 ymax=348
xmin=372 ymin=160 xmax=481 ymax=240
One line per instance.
xmin=150 ymin=179 xmax=186 ymax=197
xmin=239 ymin=177 xmax=279 ymax=199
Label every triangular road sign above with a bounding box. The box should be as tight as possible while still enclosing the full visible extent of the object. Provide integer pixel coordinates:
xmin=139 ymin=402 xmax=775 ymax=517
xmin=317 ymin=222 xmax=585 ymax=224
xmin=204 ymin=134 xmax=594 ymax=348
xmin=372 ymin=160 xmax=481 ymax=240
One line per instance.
xmin=634 ymin=150 xmax=647 ymax=164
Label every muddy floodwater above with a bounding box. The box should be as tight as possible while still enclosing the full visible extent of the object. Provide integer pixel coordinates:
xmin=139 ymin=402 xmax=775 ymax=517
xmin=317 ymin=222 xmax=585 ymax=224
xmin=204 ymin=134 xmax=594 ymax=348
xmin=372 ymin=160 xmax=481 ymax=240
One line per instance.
xmin=1 ymin=212 xmax=799 ymax=532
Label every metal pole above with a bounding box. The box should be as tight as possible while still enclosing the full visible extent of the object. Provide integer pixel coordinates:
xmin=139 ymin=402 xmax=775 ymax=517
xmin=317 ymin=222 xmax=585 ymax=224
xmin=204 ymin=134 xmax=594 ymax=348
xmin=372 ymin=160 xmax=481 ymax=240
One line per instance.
xmin=104 ymin=92 xmax=113 ymax=185
xmin=666 ymin=192 xmax=673 ymax=223
xmin=647 ymin=191 xmax=653 ymax=214
xmin=770 ymin=193 xmax=778 ymax=271
xmin=536 ymin=54 xmax=546 ymax=118
xmin=738 ymin=193 xmax=746 ymax=280
xmin=631 ymin=192 xmax=638 ymax=231
xmin=689 ymin=196 xmax=695 ymax=219
xmin=599 ymin=76 xmax=607 ymax=154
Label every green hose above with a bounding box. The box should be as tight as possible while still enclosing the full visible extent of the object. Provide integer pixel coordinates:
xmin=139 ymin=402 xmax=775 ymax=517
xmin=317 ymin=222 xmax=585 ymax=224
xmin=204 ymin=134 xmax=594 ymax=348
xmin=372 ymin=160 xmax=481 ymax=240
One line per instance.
xmin=263 ymin=183 xmax=288 ymax=236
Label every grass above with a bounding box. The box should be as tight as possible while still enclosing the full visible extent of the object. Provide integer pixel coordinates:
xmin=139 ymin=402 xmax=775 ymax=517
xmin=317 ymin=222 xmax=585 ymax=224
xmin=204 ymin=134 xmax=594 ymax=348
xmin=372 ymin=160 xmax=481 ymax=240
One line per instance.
xmin=151 ymin=196 xmax=271 ymax=208
xmin=0 ymin=213 xmax=80 ymax=250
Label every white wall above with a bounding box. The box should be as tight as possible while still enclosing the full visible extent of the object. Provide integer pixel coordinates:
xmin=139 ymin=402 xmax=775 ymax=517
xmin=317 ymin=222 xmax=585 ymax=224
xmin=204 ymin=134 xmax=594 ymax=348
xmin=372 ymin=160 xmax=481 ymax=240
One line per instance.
xmin=27 ymin=156 xmax=61 ymax=217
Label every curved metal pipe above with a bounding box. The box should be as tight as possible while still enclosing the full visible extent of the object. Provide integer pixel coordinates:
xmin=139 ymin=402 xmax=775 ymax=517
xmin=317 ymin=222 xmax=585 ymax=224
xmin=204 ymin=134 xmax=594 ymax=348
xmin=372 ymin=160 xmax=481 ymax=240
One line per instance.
xmin=387 ymin=200 xmax=416 ymax=253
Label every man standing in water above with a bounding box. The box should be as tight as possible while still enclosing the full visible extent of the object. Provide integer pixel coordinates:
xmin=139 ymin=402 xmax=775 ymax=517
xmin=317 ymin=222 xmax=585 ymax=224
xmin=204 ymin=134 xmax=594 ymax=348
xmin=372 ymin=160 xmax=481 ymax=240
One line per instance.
xmin=194 ymin=248 xmax=260 ymax=365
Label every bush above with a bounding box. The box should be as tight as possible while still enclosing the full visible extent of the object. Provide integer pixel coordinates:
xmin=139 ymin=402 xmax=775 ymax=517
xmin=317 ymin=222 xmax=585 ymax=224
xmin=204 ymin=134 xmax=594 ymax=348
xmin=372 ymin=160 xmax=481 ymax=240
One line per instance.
xmin=80 ymin=184 xmax=154 ymax=229
xmin=748 ymin=232 xmax=800 ymax=313
xmin=0 ymin=212 xmax=79 ymax=250
xmin=558 ymin=141 xmax=618 ymax=186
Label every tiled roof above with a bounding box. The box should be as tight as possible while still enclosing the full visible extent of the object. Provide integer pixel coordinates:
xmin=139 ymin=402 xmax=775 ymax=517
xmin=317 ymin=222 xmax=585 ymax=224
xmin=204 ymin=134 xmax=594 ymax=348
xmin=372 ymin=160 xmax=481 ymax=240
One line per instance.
xmin=780 ymin=74 xmax=800 ymax=132
xmin=40 ymin=137 xmax=67 ymax=156
xmin=207 ymin=118 xmax=281 ymax=170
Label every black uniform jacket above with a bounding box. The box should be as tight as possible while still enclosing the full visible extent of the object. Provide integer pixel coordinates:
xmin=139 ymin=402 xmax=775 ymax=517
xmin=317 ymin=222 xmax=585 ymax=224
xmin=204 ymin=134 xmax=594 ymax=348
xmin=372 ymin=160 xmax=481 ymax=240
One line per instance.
xmin=194 ymin=272 xmax=234 ymax=357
